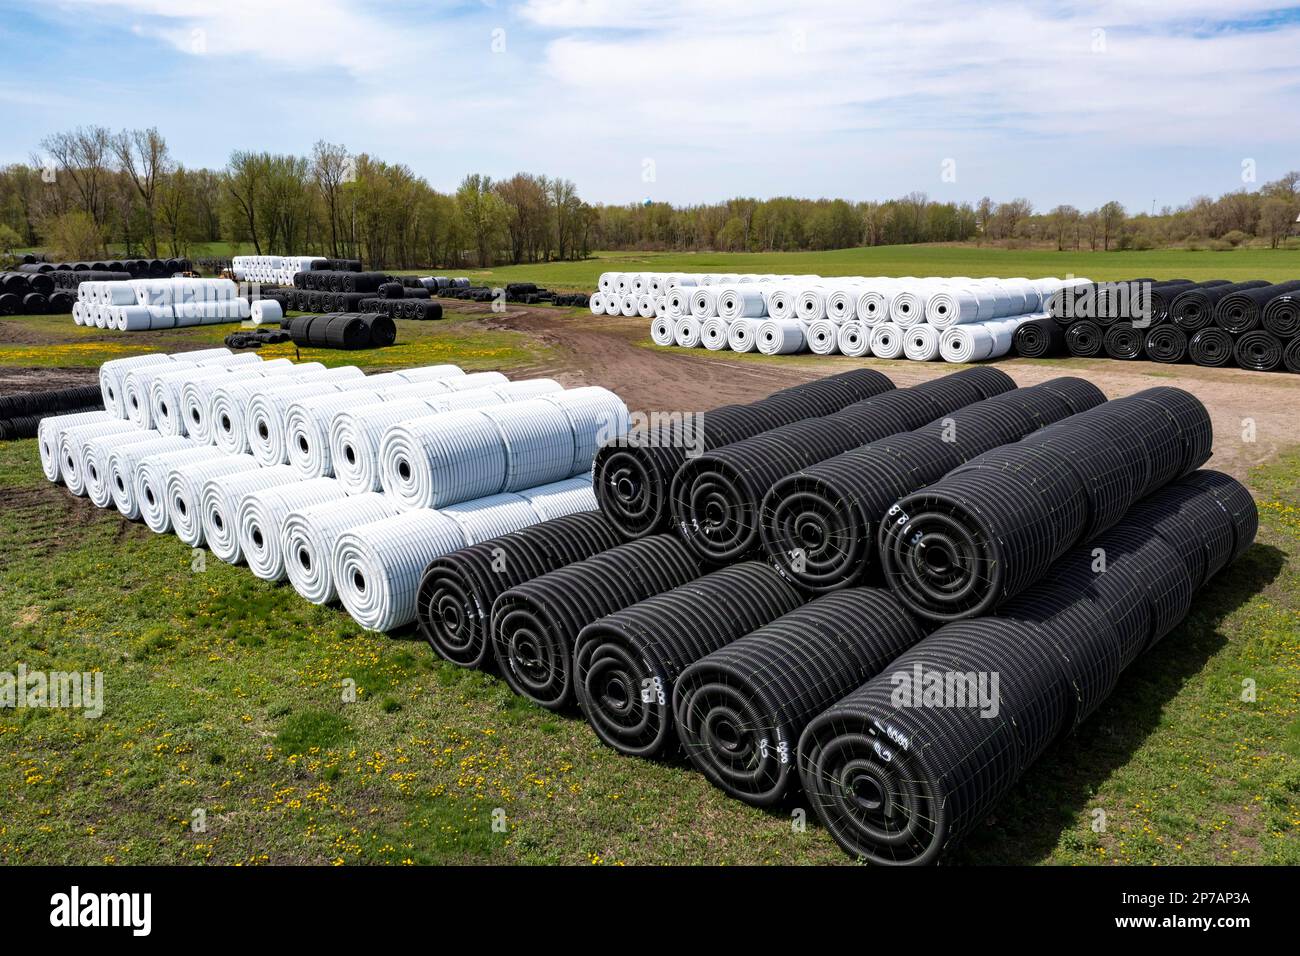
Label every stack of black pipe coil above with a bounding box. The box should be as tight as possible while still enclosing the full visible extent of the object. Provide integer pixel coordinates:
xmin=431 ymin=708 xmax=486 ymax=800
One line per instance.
xmin=286 ymin=312 xmax=396 ymax=350
xmin=358 ymin=297 xmax=444 ymax=321
xmin=0 ymin=384 xmax=104 ymax=440
xmin=17 ymin=257 xmax=187 ymax=277
xmin=308 ymin=258 xmax=363 ymax=272
xmin=593 ymin=368 xmax=896 ymax=540
xmin=877 ymin=386 xmax=1212 ymax=621
xmin=669 ymin=367 xmax=1013 ymax=563
xmin=416 ymin=511 xmax=624 ymax=669
xmin=797 ymin=469 xmax=1256 ymax=864
xmin=572 ymin=561 xmax=806 ymax=758
xmin=490 ymin=535 xmax=706 ymax=711
xmin=758 ymin=377 xmax=1105 ymax=593
xmin=292 ymin=270 xmax=389 ymax=293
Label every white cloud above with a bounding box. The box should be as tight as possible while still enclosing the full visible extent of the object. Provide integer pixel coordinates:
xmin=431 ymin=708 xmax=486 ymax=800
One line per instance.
xmin=18 ymin=0 xmax=1300 ymax=208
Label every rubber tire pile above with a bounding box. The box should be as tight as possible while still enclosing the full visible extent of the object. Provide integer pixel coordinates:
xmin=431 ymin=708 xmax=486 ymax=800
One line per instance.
xmin=0 ymin=384 xmax=104 ymax=440
xmin=409 ymin=364 xmax=1257 ymax=865
xmin=1040 ymin=277 xmax=1300 ymax=372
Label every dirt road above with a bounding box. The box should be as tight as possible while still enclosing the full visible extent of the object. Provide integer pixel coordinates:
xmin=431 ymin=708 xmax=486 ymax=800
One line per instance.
xmin=4 ymin=301 xmax=1296 ymax=483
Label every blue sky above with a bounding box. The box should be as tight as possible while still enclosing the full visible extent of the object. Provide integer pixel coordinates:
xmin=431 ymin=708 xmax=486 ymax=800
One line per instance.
xmin=2 ymin=0 xmax=1299 ymax=213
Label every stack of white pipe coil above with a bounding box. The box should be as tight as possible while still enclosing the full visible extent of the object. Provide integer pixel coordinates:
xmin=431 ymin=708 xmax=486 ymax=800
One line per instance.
xmin=40 ymin=351 xmax=619 ymax=633
xmin=231 ymin=255 xmax=324 ymax=285
xmin=603 ymin=271 xmax=1086 ymax=364
xmin=73 ymin=278 xmax=250 ymax=331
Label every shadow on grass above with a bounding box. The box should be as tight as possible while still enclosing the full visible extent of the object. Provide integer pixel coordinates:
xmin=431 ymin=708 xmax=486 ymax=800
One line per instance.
xmin=948 ymin=541 xmax=1286 ymax=865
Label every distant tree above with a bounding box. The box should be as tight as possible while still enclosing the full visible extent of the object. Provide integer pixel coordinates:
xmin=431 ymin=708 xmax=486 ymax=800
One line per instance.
xmin=111 ymin=127 xmax=169 ymax=256
xmin=1260 ymin=196 xmax=1298 ymax=249
xmin=1099 ymin=201 xmax=1126 ymax=251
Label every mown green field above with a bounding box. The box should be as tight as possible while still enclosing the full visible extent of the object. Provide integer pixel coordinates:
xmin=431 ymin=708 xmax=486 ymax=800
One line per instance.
xmin=0 ymin=309 xmax=556 ymax=372
xmin=31 ymin=241 xmax=1300 ymax=288
xmin=447 ymin=246 xmax=1300 ymax=290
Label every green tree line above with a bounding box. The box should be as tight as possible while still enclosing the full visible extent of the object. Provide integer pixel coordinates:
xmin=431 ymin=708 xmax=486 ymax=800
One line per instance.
xmin=2 ymin=126 xmax=1298 ymax=264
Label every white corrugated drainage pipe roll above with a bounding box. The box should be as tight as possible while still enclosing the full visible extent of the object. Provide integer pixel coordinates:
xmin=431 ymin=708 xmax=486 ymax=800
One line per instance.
xmin=539 ymin=387 xmax=629 ymax=474
xmin=938 ymin=316 xmax=1028 ymax=363
xmin=180 ymin=360 xmax=308 ymax=445
xmin=282 ymin=391 xmax=384 ymax=477
xmin=379 ymin=410 xmax=508 ymax=510
xmin=211 ymin=367 xmax=365 ymax=456
xmin=727 ymin=319 xmax=759 ymax=352
xmin=939 ymin=324 xmax=996 ymax=363
xmin=246 ymin=381 xmax=381 ymax=468
xmin=837 ymin=322 xmax=872 ymax=357
xmin=602 ymin=293 xmax=621 ymax=316
xmin=135 ymin=446 xmax=229 ymax=533
xmin=100 ymin=353 xmax=174 ymax=417
xmin=441 ymin=492 xmax=540 ymax=544
xmin=124 ymin=352 xmax=263 ymax=429
xmin=492 ymin=378 xmax=564 ymax=401
xmin=249 ymin=300 xmax=283 ymax=325
xmin=650 ymin=315 xmax=675 ymax=346
xmin=826 ymin=288 xmax=862 ymax=323
xmin=39 ymin=411 xmax=117 ymax=482
xmin=888 ymin=289 xmax=936 ymax=327
xmin=281 ymin=493 xmax=398 ymax=604
xmin=871 ymin=324 xmax=906 ymax=359
xmin=689 ymin=287 xmax=718 ymax=319
xmin=756 ymin=319 xmax=806 ymax=355
xmin=516 ymin=475 xmax=597 ymax=519
xmin=167 ymin=455 xmax=262 ymax=547
xmin=82 ymin=430 xmax=170 ymax=509
xmin=481 ymin=399 xmax=578 ymax=492
xmin=856 ymin=287 xmax=899 ymax=325
xmin=598 ymin=273 xmax=616 ymax=294
xmin=664 ymin=287 xmax=692 ymax=318
xmin=674 ymin=316 xmax=703 ymax=348
xmin=715 ymin=286 xmax=767 ymax=321
xmin=327 ymin=381 xmax=553 ymax=496
xmin=56 ymin=420 xmax=141 ymax=495
xmin=238 ymin=477 xmax=349 ymax=580
xmin=795 ymin=288 xmax=829 ymax=323
xmin=442 ymin=371 xmax=509 ymax=392
xmin=150 ymin=366 xmax=237 ymax=437
xmin=332 ymin=510 xmax=467 ymax=631
xmin=700 ymin=318 xmax=730 ymax=350
xmin=329 ymin=399 xmax=443 ymax=495
xmin=588 ymin=292 xmax=606 ymax=315
xmin=107 ymin=436 xmax=192 ymax=519
xmin=637 ymin=294 xmax=657 ymax=319
xmin=394 ymin=365 xmax=465 ymax=383
xmin=903 ymin=324 xmax=942 ymax=361
xmin=200 ymin=465 xmax=301 ymax=563
xmin=619 ymin=294 xmax=638 ymax=318
xmin=925 ymin=289 xmax=985 ymax=328
xmin=122 ymin=362 xmax=196 ymax=428
xmin=805 ymin=320 xmax=840 ymax=355
xmin=764 ymin=287 xmax=795 ymax=321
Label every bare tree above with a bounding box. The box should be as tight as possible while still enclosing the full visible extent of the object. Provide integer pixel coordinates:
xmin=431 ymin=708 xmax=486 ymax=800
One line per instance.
xmin=112 ymin=127 xmax=170 ymax=256
xmin=39 ymin=126 xmax=113 ymax=245
xmin=311 ymin=140 xmax=350 ymax=258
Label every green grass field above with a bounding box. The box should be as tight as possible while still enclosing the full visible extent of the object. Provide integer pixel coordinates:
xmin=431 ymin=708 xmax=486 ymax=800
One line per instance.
xmin=445 ymin=246 xmax=1300 ymax=290
xmin=0 ymin=439 xmax=1295 ymax=865
xmin=0 ymin=309 xmax=556 ymax=372
xmin=35 ymin=241 xmax=1300 ymax=288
